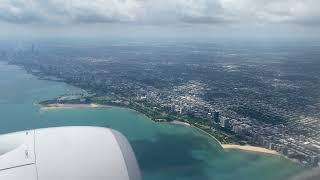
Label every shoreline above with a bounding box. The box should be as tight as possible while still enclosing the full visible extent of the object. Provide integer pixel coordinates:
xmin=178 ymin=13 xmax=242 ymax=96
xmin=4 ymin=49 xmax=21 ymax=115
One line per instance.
xmin=3 ymin=61 xmax=305 ymax=170
xmin=222 ymin=144 xmax=280 ymax=155
xmin=192 ymin=125 xmax=281 ymax=156
xmin=40 ymin=103 xmax=191 ymax=128
xmin=40 ymin=103 xmax=111 ymax=111
xmin=41 ymin=102 xmax=280 ymax=156
xmin=40 ymin=102 xmax=281 ymax=156
xmin=191 ymin=125 xmax=223 ymax=146
xmin=168 ymin=120 xmax=191 ymax=126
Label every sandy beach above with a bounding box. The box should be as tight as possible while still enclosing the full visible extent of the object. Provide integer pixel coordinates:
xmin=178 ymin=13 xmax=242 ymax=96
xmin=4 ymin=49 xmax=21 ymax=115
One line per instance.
xmin=169 ymin=120 xmax=191 ymax=126
xmin=40 ymin=103 xmax=110 ymax=111
xmin=192 ymin=126 xmax=280 ymax=156
xmin=222 ymin=144 xmax=280 ymax=155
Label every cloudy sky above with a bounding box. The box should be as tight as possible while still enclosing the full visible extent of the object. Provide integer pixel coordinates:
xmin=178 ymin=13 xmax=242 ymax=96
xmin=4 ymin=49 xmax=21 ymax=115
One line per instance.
xmin=0 ymin=0 xmax=319 ymax=39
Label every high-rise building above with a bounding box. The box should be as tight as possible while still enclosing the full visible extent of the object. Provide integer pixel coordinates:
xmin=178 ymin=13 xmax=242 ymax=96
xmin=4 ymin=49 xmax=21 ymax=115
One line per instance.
xmin=213 ymin=111 xmax=219 ymax=123
xmin=31 ymin=44 xmax=35 ymax=53
xmin=220 ymin=117 xmax=230 ymax=129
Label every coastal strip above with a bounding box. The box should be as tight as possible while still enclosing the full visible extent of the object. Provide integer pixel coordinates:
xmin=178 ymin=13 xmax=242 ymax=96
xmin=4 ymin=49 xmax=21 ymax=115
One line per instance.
xmin=191 ymin=125 xmax=223 ymax=147
xmin=40 ymin=102 xmax=280 ymax=156
xmin=192 ymin=125 xmax=280 ymax=155
xmin=168 ymin=120 xmax=191 ymax=126
xmin=40 ymin=103 xmax=110 ymax=111
xmin=222 ymin=144 xmax=280 ymax=155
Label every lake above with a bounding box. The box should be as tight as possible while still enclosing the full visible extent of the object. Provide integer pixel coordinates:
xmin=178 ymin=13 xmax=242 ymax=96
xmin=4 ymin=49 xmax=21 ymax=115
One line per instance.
xmin=0 ymin=61 xmax=303 ymax=180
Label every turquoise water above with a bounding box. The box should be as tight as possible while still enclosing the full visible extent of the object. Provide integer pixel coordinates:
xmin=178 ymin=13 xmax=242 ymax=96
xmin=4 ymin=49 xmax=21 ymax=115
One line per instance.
xmin=0 ymin=62 xmax=304 ymax=180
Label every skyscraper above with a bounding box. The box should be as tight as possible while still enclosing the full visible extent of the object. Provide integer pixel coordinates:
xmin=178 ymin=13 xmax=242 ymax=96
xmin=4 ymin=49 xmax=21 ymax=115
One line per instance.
xmin=31 ymin=44 xmax=35 ymax=53
xmin=220 ymin=117 xmax=230 ymax=129
xmin=214 ymin=111 xmax=219 ymax=123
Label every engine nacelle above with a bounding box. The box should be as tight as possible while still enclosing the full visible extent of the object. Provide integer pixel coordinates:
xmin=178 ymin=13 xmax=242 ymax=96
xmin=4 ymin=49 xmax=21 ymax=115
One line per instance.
xmin=0 ymin=126 xmax=141 ymax=180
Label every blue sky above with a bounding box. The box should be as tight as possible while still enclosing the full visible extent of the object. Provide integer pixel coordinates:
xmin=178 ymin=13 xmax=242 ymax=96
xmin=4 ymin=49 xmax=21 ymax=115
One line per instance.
xmin=0 ymin=0 xmax=319 ymax=39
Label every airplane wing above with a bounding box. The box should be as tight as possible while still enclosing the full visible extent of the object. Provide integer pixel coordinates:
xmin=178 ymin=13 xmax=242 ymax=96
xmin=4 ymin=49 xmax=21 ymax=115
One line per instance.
xmin=0 ymin=126 xmax=141 ymax=180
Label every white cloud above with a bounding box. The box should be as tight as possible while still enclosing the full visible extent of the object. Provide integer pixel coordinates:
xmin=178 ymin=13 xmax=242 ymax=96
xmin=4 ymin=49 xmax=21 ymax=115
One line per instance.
xmin=220 ymin=0 xmax=320 ymax=24
xmin=0 ymin=0 xmax=319 ymax=26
